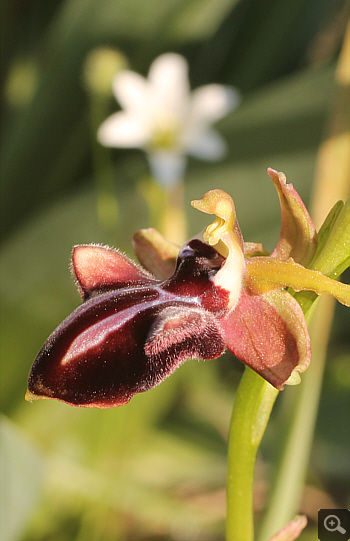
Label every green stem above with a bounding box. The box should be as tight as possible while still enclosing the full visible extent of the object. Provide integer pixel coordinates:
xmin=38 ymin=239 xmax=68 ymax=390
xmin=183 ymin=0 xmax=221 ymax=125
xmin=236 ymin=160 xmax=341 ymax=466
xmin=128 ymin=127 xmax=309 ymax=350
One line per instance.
xmin=226 ymin=367 xmax=279 ymax=541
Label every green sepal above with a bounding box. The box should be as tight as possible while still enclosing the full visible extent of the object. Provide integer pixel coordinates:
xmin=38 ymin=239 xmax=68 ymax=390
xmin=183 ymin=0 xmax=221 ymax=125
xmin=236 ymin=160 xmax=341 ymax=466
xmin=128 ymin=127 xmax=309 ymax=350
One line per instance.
xmin=311 ymin=197 xmax=350 ymax=278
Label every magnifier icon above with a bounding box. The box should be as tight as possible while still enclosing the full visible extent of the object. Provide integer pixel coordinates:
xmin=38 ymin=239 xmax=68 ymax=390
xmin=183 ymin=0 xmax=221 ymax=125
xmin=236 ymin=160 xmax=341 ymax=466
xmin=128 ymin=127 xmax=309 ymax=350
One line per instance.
xmin=324 ymin=515 xmax=346 ymax=534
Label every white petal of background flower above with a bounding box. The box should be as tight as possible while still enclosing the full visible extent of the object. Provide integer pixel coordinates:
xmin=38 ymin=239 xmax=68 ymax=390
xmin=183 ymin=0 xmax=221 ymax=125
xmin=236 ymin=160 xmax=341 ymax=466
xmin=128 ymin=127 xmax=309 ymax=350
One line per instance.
xmin=148 ymin=53 xmax=191 ymax=119
xmin=148 ymin=151 xmax=186 ymax=187
xmin=98 ymin=112 xmax=150 ymax=148
xmin=112 ymin=71 xmax=149 ymax=113
xmin=185 ymin=129 xmax=228 ymax=161
xmin=190 ymin=84 xmax=240 ymax=124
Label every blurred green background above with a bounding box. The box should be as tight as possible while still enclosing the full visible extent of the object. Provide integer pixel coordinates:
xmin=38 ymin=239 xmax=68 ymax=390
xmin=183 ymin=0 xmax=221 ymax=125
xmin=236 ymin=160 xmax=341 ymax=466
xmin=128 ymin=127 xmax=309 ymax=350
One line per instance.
xmin=1 ymin=0 xmax=349 ymax=540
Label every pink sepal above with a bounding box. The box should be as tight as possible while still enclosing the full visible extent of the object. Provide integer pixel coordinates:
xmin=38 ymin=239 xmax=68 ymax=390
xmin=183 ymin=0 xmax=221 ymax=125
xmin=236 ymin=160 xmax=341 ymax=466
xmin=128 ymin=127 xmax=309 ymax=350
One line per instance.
xmin=72 ymin=244 xmax=155 ymax=299
xmin=221 ymin=288 xmax=311 ymax=389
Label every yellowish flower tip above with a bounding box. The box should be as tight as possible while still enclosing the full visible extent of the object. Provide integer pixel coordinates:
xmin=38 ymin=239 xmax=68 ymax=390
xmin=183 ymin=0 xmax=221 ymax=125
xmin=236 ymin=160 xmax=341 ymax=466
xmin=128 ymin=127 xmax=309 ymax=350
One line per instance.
xmin=267 ymin=167 xmax=287 ymax=185
xmin=191 ymin=189 xmax=235 ymax=220
xmin=191 ymin=189 xmax=236 ymax=247
xmin=285 ymin=370 xmax=302 ymax=386
xmin=25 ymin=389 xmax=46 ymax=402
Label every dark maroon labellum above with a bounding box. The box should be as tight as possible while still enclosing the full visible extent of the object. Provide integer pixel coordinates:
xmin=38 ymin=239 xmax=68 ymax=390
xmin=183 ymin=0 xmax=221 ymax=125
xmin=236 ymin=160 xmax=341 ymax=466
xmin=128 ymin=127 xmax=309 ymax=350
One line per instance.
xmin=28 ymin=240 xmax=230 ymax=407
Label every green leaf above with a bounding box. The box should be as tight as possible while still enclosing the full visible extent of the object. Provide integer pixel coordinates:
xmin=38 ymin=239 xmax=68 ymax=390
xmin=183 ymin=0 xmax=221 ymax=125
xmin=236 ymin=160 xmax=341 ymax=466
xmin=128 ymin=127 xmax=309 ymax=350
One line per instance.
xmin=315 ymin=200 xmax=344 ymax=255
xmin=311 ymin=197 xmax=350 ymax=278
xmin=0 ymin=416 xmax=43 ymax=541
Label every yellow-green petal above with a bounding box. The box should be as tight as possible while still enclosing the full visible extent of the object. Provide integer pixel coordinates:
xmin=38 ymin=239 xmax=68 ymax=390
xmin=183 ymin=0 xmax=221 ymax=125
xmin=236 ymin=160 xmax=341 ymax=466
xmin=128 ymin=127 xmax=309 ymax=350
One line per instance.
xmin=245 ymin=257 xmax=350 ymax=306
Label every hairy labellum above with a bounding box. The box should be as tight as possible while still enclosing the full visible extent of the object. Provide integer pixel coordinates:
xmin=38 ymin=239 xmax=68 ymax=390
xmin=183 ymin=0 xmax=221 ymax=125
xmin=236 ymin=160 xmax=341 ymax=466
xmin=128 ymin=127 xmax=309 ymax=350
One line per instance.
xmin=27 ymin=240 xmax=229 ymax=407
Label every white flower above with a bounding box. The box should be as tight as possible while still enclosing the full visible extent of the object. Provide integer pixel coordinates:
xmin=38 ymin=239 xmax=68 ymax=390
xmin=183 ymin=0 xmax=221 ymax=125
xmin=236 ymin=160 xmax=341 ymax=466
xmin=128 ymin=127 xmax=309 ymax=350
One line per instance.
xmin=97 ymin=53 xmax=239 ymax=187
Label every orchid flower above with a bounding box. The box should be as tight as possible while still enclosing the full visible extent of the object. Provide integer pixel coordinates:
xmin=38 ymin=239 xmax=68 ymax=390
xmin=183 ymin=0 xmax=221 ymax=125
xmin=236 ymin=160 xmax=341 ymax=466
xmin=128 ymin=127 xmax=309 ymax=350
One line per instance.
xmin=26 ymin=169 xmax=350 ymax=408
xmin=97 ymin=53 xmax=239 ymax=187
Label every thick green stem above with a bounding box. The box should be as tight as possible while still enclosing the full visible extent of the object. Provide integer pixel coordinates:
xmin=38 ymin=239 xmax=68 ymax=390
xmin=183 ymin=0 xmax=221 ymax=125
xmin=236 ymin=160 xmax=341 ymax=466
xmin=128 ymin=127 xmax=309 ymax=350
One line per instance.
xmin=226 ymin=367 xmax=279 ymax=541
